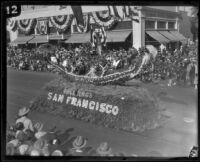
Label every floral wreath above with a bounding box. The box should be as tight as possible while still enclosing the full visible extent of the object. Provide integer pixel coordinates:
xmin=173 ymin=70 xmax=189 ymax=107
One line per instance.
xmin=49 ymin=15 xmax=73 ymax=33
xmin=17 ymin=18 xmax=37 ymax=34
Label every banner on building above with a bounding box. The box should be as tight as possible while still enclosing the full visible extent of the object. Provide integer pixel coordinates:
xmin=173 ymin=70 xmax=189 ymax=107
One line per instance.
xmin=36 ymin=19 xmax=48 ymax=35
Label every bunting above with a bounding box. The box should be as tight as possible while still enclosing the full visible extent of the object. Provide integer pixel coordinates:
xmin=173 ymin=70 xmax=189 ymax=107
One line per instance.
xmin=17 ymin=18 xmax=37 ymax=34
xmin=49 ymin=15 xmax=73 ymax=33
xmin=71 ymin=6 xmax=85 ymax=32
xmin=7 ymin=18 xmax=18 ymax=32
xmin=108 ymin=6 xmax=139 ymax=22
xmin=92 ymin=10 xmax=117 ymax=30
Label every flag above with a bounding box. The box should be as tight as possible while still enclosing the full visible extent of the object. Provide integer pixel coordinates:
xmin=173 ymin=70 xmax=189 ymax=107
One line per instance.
xmin=71 ymin=6 xmax=85 ymax=31
xmin=90 ymin=25 xmax=95 ymax=47
xmin=108 ymin=6 xmax=123 ymax=21
xmin=128 ymin=6 xmax=139 ymax=22
xmin=101 ymin=26 xmax=107 ymax=46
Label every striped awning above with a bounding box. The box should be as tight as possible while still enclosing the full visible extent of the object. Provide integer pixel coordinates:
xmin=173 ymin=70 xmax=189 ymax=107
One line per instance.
xmin=169 ymin=31 xmax=186 ymax=41
xmin=11 ymin=36 xmax=34 ymax=44
xmin=65 ymin=33 xmax=90 ymax=43
xmin=146 ymin=31 xmax=170 ymax=43
xmin=106 ymin=30 xmax=132 ymax=42
xmin=158 ymin=31 xmax=179 ymax=41
xmin=28 ymin=35 xmax=48 ymax=43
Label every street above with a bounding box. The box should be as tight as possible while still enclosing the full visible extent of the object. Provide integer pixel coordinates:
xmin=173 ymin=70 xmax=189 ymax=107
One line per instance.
xmin=7 ymin=67 xmax=197 ymax=157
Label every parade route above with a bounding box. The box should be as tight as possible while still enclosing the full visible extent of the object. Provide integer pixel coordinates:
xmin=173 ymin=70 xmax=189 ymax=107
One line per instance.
xmin=6 ymin=68 xmax=197 ymax=157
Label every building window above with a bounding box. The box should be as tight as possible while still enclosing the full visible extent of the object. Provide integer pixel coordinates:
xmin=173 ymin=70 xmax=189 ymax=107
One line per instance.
xmin=157 ymin=21 xmax=166 ymax=29
xmin=168 ymin=22 xmax=175 ymax=29
xmin=145 ymin=20 xmax=155 ymax=29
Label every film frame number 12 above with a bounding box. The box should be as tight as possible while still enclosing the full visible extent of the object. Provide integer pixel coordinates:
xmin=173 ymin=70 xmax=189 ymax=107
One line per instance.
xmin=5 ymin=5 xmax=21 ymax=18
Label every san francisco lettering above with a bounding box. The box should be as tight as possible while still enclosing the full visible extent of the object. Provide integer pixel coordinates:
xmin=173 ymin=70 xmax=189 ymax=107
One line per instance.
xmin=47 ymin=92 xmax=119 ymax=116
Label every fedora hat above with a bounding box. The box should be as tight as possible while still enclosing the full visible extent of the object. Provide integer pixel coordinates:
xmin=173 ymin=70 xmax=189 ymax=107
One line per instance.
xmin=18 ymin=107 xmax=30 ymax=116
xmin=18 ymin=144 xmax=29 ymax=155
xmin=72 ymin=136 xmax=87 ymax=149
xmin=6 ymin=143 xmax=15 ymax=155
xmin=30 ymin=149 xmax=40 ymax=156
xmin=34 ymin=122 xmax=44 ymax=132
xmin=96 ymin=142 xmax=112 ymax=156
xmin=51 ymin=150 xmax=63 ymax=156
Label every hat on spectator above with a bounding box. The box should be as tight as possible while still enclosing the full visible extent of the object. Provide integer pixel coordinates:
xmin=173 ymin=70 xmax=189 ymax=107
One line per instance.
xmin=8 ymin=139 xmax=20 ymax=147
xmin=15 ymin=122 xmax=24 ymax=131
xmin=42 ymin=147 xmax=50 ymax=156
xmin=35 ymin=131 xmax=47 ymax=139
xmin=34 ymin=122 xmax=44 ymax=132
xmin=51 ymin=150 xmax=63 ymax=156
xmin=30 ymin=149 xmax=40 ymax=156
xmin=72 ymin=136 xmax=87 ymax=149
xmin=16 ymin=130 xmax=28 ymax=142
xmin=6 ymin=143 xmax=15 ymax=155
xmin=25 ymin=129 xmax=35 ymax=140
xmin=34 ymin=139 xmax=48 ymax=150
xmin=18 ymin=144 xmax=29 ymax=155
xmin=18 ymin=107 xmax=30 ymax=116
xmin=96 ymin=142 xmax=112 ymax=156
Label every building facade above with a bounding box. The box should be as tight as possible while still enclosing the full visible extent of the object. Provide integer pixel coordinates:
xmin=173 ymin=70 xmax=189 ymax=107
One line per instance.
xmin=7 ymin=5 xmax=187 ymax=50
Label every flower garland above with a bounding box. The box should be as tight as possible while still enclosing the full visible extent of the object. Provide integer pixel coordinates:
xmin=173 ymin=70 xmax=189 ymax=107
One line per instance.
xmin=17 ymin=18 xmax=37 ymax=34
xmin=92 ymin=11 xmax=117 ymax=30
xmin=49 ymin=15 xmax=73 ymax=33
xmin=7 ymin=19 xmax=18 ymax=32
xmin=76 ymin=14 xmax=89 ymax=33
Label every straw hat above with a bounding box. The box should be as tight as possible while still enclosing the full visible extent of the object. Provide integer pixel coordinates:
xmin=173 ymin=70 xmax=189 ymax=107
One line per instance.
xmin=18 ymin=144 xmax=29 ymax=155
xmin=34 ymin=122 xmax=44 ymax=132
xmin=18 ymin=107 xmax=30 ymax=116
xmin=34 ymin=139 xmax=47 ymax=150
xmin=72 ymin=136 xmax=87 ymax=149
xmin=51 ymin=150 xmax=63 ymax=156
xmin=96 ymin=142 xmax=112 ymax=156
xmin=6 ymin=143 xmax=15 ymax=155
xmin=30 ymin=149 xmax=40 ymax=156
xmin=8 ymin=139 xmax=20 ymax=147
xmin=15 ymin=122 xmax=24 ymax=131
xmin=16 ymin=131 xmax=28 ymax=142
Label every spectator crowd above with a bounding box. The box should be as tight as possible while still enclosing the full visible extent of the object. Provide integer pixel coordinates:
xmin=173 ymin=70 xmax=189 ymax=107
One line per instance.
xmin=6 ymin=106 xmax=127 ymax=156
xmin=6 ymin=42 xmax=198 ymax=156
xmin=7 ymin=41 xmax=198 ymax=88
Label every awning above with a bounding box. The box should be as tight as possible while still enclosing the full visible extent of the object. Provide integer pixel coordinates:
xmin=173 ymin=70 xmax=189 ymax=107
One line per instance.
xmin=65 ymin=33 xmax=90 ymax=43
xmin=158 ymin=31 xmax=179 ymax=41
xmin=106 ymin=30 xmax=132 ymax=42
xmin=49 ymin=34 xmax=70 ymax=40
xmin=28 ymin=35 xmax=48 ymax=44
xmin=169 ymin=31 xmax=186 ymax=41
xmin=11 ymin=36 xmax=34 ymax=44
xmin=146 ymin=31 xmax=170 ymax=43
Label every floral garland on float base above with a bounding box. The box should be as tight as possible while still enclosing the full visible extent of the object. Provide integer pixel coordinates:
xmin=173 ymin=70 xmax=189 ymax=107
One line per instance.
xmin=91 ymin=10 xmax=117 ymax=30
xmin=7 ymin=19 xmax=18 ymax=32
xmin=49 ymin=15 xmax=73 ymax=33
xmin=17 ymin=18 xmax=37 ymax=34
xmin=76 ymin=14 xmax=89 ymax=33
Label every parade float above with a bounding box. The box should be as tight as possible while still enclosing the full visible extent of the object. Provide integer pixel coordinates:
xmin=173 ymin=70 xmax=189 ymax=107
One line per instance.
xmin=29 ymin=6 xmax=167 ymax=132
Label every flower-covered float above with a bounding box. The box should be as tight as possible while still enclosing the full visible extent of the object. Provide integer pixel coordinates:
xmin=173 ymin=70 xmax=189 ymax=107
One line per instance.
xmin=30 ymin=23 xmax=167 ymax=133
